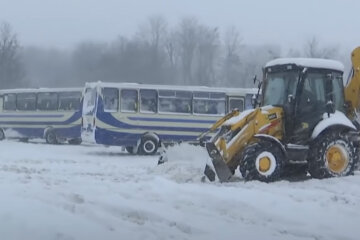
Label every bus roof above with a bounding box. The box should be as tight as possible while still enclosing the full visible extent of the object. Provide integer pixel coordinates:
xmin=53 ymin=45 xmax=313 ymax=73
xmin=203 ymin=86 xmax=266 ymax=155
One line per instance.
xmin=85 ymin=81 xmax=258 ymax=95
xmin=0 ymin=87 xmax=83 ymax=94
xmin=265 ymin=58 xmax=344 ymax=72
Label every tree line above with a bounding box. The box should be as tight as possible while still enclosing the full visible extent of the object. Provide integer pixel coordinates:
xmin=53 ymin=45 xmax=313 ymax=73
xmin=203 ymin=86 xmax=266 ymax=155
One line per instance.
xmin=0 ymin=16 xmax=348 ymax=90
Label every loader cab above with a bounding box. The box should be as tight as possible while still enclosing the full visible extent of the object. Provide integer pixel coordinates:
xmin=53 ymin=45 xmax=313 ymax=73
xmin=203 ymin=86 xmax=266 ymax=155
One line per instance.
xmin=262 ymin=58 xmax=345 ymax=143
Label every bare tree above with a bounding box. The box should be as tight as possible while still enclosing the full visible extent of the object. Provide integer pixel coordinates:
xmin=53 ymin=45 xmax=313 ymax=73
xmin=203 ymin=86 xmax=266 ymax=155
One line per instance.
xmin=175 ymin=17 xmax=199 ymax=85
xmin=303 ymin=36 xmax=338 ymax=59
xmin=195 ymin=25 xmax=219 ymax=86
xmin=223 ymin=26 xmax=243 ymax=86
xmin=0 ymin=22 xmax=24 ymax=88
xmin=136 ymin=16 xmax=168 ymax=81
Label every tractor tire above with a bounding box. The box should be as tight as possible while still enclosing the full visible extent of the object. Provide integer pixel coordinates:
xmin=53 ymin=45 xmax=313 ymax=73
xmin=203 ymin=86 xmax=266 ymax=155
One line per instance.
xmin=138 ymin=135 xmax=159 ymax=155
xmin=239 ymin=141 xmax=284 ymax=182
xmin=45 ymin=130 xmax=58 ymax=144
xmin=0 ymin=129 xmax=5 ymax=141
xmin=308 ymin=129 xmax=358 ymax=179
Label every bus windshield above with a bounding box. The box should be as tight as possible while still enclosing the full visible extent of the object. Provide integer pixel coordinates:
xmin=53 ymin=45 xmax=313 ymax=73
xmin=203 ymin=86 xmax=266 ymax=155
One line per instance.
xmin=263 ymin=71 xmax=299 ymax=106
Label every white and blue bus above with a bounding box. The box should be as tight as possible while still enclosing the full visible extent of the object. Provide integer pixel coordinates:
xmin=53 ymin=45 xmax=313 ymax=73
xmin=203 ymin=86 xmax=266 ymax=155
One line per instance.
xmin=0 ymin=88 xmax=83 ymax=144
xmin=82 ymin=82 xmax=257 ymax=154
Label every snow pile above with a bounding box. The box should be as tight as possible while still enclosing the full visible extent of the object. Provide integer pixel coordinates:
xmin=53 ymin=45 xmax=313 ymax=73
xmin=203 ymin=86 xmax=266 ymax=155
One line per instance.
xmin=265 ymin=58 xmax=344 ymax=72
xmin=1 ymin=141 xmax=360 ymax=240
xmin=154 ymin=143 xmax=210 ymax=183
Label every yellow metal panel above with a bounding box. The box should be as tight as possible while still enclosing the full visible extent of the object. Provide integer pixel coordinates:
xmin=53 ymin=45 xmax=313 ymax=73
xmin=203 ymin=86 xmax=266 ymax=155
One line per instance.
xmin=344 ymin=47 xmax=360 ymax=119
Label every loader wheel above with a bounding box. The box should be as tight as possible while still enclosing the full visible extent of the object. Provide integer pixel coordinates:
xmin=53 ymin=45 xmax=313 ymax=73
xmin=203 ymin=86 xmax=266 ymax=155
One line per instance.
xmin=308 ymin=130 xmax=358 ymax=178
xmin=239 ymin=141 xmax=284 ymax=182
xmin=138 ymin=135 xmax=159 ymax=155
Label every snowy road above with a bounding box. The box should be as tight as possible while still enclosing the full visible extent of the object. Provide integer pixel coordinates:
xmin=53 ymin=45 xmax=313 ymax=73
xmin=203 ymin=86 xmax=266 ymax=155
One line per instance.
xmin=0 ymin=140 xmax=360 ymax=240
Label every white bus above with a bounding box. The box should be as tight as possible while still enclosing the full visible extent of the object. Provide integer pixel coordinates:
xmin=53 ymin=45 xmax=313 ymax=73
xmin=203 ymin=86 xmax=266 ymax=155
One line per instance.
xmin=0 ymin=88 xmax=83 ymax=144
xmin=82 ymin=82 xmax=257 ymax=154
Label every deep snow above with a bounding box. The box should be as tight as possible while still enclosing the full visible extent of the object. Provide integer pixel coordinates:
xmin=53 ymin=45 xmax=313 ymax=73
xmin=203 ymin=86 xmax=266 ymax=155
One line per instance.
xmin=0 ymin=140 xmax=360 ymax=240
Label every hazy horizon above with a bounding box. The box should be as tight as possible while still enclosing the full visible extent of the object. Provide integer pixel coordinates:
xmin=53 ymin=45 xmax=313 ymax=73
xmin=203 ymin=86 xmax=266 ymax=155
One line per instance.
xmin=1 ymin=0 xmax=359 ymax=52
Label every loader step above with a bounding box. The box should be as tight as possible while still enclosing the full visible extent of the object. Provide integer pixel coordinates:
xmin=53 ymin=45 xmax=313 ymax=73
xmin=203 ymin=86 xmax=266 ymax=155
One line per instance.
xmin=205 ymin=142 xmax=233 ymax=182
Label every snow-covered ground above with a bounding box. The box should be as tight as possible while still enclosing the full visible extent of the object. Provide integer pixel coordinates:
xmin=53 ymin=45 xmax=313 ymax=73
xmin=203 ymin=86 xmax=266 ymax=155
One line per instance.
xmin=0 ymin=140 xmax=360 ymax=240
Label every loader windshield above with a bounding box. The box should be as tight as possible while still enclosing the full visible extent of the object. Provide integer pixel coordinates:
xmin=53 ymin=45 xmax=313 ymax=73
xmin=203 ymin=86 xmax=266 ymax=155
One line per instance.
xmin=263 ymin=71 xmax=298 ymax=106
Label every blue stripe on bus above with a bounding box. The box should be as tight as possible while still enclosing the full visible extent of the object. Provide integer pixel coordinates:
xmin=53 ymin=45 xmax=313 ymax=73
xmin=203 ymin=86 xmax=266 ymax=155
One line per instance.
xmin=96 ymin=112 xmax=211 ymax=133
xmin=127 ymin=116 xmax=216 ymax=124
xmin=0 ymin=111 xmax=82 ymax=125
xmin=0 ymin=114 xmax=65 ymax=118
xmin=94 ymin=127 xmax=201 ymax=146
xmin=3 ymin=125 xmax=81 ymax=139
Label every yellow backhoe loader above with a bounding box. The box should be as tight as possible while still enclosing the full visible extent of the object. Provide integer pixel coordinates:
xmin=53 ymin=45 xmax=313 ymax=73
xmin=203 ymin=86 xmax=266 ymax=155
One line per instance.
xmin=160 ymin=47 xmax=360 ymax=182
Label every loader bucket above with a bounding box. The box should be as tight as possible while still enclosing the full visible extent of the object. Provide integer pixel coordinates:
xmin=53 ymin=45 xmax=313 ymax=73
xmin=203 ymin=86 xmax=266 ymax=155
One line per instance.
xmin=205 ymin=142 xmax=233 ymax=182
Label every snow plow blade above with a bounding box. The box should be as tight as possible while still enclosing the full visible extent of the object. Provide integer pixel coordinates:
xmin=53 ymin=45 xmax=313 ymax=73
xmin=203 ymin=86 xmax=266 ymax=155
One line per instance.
xmin=205 ymin=142 xmax=233 ymax=183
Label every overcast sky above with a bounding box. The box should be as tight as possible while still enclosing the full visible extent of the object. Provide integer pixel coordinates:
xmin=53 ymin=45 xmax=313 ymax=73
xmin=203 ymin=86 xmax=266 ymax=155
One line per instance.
xmin=1 ymin=0 xmax=359 ymax=52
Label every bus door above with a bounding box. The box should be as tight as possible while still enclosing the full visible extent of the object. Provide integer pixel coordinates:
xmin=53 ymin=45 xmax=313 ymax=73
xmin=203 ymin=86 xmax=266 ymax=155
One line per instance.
xmin=82 ymin=87 xmax=98 ymax=141
xmin=227 ymin=96 xmax=244 ymax=113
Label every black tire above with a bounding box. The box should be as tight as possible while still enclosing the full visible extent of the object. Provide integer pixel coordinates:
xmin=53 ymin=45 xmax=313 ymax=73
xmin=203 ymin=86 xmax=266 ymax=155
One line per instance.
xmin=308 ymin=129 xmax=358 ymax=179
xmin=239 ymin=141 xmax=284 ymax=182
xmin=45 ymin=130 xmax=58 ymax=144
xmin=68 ymin=138 xmax=82 ymax=145
xmin=138 ymin=135 xmax=159 ymax=155
xmin=0 ymin=129 xmax=5 ymax=141
xmin=126 ymin=146 xmax=135 ymax=154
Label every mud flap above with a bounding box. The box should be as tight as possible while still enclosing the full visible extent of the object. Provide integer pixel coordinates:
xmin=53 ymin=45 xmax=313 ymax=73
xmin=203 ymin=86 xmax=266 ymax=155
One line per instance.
xmin=205 ymin=142 xmax=233 ymax=182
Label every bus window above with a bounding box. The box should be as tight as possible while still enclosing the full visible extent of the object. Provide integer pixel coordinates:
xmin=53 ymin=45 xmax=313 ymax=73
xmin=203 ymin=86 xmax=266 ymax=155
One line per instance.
xmin=17 ymin=93 xmax=36 ymax=111
xmin=121 ymin=89 xmax=138 ymax=113
xmin=37 ymin=92 xmax=58 ymax=111
xmin=229 ymin=98 xmax=244 ymax=112
xmin=193 ymin=92 xmax=225 ymax=115
xmin=140 ymin=89 xmax=157 ymax=113
xmin=245 ymin=94 xmax=256 ymax=110
xmin=103 ymin=88 xmax=119 ymax=112
xmin=3 ymin=94 xmax=16 ymax=111
xmin=158 ymin=90 xmax=192 ymax=114
xmin=59 ymin=92 xmax=81 ymax=111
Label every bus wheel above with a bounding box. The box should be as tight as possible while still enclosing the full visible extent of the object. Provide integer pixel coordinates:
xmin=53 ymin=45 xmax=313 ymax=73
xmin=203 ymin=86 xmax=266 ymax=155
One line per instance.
xmin=0 ymin=129 xmax=5 ymax=141
xmin=138 ymin=135 xmax=159 ymax=155
xmin=45 ymin=130 xmax=58 ymax=144
xmin=68 ymin=138 xmax=82 ymax=145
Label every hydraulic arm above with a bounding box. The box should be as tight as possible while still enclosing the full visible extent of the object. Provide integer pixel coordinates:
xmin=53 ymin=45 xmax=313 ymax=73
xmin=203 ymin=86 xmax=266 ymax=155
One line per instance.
xmin=344 ymin=47 xmax=360 ymax=119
